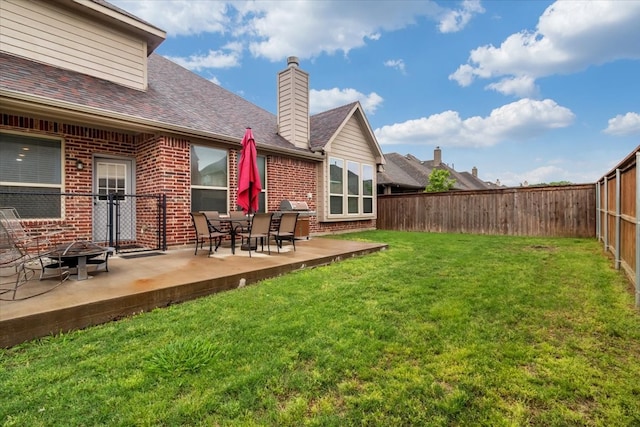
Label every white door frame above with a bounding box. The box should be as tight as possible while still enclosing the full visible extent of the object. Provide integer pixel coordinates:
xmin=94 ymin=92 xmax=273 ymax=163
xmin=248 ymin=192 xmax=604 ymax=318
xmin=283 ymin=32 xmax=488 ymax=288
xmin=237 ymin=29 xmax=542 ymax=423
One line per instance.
xmin=92 ymin=156 xmax=136 ymax=243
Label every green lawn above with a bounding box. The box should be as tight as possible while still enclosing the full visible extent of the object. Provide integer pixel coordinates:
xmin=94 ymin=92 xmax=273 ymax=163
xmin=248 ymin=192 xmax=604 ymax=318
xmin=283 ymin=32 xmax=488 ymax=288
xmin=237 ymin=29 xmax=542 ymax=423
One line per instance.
xmin=1 ymin=231 xmax=639 ymax=426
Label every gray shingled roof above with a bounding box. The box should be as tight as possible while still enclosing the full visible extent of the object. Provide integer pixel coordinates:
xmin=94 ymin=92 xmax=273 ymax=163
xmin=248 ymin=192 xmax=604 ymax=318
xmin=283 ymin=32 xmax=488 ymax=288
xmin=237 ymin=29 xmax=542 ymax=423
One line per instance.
xmin=0 ymin=51 xmax=323 ymax=156
xmin=421 ymin=158 xmax=489 ymax=190
xmin=377 ymin=153 xmax=424 ymax=189
xmin=380 ymin=152 xmax=491 ymax=191
xmin=309 ymin=102 xmax=358 ymax=151
xmin=458 ymin=171 xmax=492 ymax=190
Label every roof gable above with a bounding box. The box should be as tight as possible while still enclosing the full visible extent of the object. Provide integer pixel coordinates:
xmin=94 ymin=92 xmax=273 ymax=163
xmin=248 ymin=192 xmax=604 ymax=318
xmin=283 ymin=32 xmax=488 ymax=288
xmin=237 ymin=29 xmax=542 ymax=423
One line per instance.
xmin=310 ymin=101 xmax=384 ymax=164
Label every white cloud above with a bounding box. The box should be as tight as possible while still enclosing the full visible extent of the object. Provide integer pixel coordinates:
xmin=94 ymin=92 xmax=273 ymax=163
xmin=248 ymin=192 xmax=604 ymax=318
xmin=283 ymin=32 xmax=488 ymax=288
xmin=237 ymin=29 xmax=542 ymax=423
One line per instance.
xmin=438 ymin=0 xmax=485 ymax=33
xmin=496 ymin=165 xmax=569 ymax=187
xmin=384 ymin=59 xmax=406 ymax=74
xmin=493 ymin=162 xmax=600 ymax=187
xmin=310 ymin=88 xmax=383 ymax=115
xmin=242 ymin=1 xmax=447 ymax=61
xmin=450 ymin=1 xmax=640 ymax=96
xmin=485 ymin=76 xmax=538 ymax=98
xmin=165 ymin=44 xmax=242 ymax=71
xmin=374 ymin=98 xmax=575 ymax=147
xmin=112 ymin=1 xmax=480 ymax=63
xmin=603 ymin=112 xmax=640 ymax=136
xmin=111 ymin=0 xmax=230 ymax=36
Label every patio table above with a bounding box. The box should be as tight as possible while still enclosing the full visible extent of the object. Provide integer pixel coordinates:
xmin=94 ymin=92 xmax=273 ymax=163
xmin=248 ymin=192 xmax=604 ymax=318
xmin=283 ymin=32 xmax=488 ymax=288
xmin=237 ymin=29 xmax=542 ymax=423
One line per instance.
xmin=218 ymin=217 xmax=249 ymax=254
xmin=44 ymin=241 xmax=111 ymax=280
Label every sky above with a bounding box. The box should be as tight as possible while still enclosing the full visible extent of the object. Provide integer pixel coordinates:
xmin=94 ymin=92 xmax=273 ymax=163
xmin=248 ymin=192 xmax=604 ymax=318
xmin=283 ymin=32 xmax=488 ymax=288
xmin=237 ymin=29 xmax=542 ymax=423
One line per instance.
xmin=111 ymin=0 xmax=640 ymax=187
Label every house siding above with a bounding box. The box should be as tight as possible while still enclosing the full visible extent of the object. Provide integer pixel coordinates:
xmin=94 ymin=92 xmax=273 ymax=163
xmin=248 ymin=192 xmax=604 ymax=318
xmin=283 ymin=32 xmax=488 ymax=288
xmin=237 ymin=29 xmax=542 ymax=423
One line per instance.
xmin=277 ymin=65 xmax=309 ymax=149
xmin=0 ymin=0 xmax=147 ymax=90
xmin=319 ymin=115 xmax=378 ymax=223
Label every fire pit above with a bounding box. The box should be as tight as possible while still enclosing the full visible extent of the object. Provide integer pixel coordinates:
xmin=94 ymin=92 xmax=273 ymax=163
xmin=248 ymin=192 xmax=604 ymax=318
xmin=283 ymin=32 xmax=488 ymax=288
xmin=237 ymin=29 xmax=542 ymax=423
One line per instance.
xmin=44 ymin=241 xmax=112 ymax=280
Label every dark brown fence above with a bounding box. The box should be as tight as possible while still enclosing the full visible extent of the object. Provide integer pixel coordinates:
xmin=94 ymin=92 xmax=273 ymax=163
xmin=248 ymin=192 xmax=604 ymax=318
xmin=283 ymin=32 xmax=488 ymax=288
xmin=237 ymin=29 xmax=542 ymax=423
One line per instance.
xmin=377 ymin=184 xmax=596 ymax=237
xmin=596 ymin=145 xmax=640 ymax=307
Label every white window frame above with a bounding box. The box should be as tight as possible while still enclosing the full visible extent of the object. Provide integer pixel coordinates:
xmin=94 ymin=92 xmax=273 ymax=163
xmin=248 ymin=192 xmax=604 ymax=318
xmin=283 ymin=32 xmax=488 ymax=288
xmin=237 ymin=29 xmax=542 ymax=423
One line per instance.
xmin=190 ymin=145 xmax=229 ymax=213
xmin=328 ymin=156 xmax=375 ymax=218
xmin=329 ymin=157 xmax=344 ymax=215
xmin=362 ymin=164 xmax=374 ymax=214
xmin=0 ymin=132 xmax=64 ymax=219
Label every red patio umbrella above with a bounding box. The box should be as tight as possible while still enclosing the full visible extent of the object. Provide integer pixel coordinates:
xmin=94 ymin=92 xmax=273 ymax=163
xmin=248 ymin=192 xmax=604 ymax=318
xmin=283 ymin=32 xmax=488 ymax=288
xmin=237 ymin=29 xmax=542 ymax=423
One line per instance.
xmin=237 ymin=127 xmax=262 ymax=215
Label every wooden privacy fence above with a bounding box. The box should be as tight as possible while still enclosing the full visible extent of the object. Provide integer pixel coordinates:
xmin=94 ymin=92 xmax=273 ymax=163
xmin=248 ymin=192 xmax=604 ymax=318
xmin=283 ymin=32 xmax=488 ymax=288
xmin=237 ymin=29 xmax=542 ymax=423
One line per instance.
xmin=377 ymin=184 xmax=596 ymax=237
xmin=596 ymin=145 xmax=640 ymax=307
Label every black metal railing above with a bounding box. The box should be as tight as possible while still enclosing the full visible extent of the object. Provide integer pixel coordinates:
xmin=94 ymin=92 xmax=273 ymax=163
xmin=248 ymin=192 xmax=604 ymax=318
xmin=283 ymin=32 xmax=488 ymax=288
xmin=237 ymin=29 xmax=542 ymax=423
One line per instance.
xmin=0 ymin=191 xmax=166 ymax=254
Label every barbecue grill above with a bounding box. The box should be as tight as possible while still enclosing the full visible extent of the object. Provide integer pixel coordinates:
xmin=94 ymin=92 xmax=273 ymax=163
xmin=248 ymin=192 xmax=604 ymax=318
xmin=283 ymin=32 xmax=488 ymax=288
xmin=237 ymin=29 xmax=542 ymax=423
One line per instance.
xmin=276 ymin=199 xmax=316 ymax=239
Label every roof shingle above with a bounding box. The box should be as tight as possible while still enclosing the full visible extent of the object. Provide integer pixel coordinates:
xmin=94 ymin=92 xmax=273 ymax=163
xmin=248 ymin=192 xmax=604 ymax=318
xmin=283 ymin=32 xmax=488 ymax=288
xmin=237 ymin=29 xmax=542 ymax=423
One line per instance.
xmin=0 ymin=52 xmax=315 ymax=155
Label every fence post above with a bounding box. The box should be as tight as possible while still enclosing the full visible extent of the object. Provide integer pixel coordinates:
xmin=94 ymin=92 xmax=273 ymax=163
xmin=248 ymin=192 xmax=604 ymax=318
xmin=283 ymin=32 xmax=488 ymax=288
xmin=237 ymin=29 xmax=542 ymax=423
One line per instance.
xmin=615 ymin=169 xmax=621 ymax=270
xmin=161 ymin=194 xmax=167 ymax=251
xmin=107 ymin=194 xmax=114 ymax=249
xmin=604 ymin=176 xmax=609 ymax=252
xmin=636 ymin=153 xmax=640 ymax=308
xmin=595 ymin=182 xmax=601 ymax=243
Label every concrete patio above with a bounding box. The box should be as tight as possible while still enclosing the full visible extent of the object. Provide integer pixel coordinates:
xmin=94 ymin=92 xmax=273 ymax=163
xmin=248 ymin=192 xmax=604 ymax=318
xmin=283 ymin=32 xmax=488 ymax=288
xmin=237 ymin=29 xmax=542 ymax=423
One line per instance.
xmin=1 ymin=237 xmax=387 ymax=348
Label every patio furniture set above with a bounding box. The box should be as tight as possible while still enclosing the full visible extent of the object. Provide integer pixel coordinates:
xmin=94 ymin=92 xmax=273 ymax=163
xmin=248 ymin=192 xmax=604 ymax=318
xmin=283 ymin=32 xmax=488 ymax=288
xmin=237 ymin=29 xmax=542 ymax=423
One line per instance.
xmin=190 ymin=211 xmax=299 ymax=258
xmin=1 ymin=205 xmax=299 ymax=301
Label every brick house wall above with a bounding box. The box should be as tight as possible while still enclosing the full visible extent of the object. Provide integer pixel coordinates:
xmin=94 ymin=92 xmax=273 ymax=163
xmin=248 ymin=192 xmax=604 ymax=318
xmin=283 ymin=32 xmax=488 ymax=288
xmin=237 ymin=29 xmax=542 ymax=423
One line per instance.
xmin=1 ymin=113 xmax=137 ymax=243
xmin=1 ymin=112 xmax=375 ymax=247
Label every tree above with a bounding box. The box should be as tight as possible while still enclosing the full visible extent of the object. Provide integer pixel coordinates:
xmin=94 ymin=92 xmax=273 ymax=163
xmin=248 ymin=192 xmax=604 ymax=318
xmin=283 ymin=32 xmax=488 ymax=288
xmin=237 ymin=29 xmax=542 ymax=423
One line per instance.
xmin=425 ymin=169 xmax=456 ymax=192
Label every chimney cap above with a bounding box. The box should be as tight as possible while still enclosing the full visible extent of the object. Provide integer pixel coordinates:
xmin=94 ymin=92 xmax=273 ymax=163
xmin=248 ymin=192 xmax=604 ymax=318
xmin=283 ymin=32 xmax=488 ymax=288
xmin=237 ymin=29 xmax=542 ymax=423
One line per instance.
xmin=287 ymin=56 xmax=299 ymax=67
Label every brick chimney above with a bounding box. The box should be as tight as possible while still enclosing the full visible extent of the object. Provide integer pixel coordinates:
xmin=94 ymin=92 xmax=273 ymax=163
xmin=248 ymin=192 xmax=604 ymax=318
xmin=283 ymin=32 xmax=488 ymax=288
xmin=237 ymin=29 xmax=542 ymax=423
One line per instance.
xmin=472 ymin=166 xmax=478 ymax=177
xmin=433 ymin=146 xmax=442 ymax=167
xmin=277 ymin=56 xmax=310 ymax=149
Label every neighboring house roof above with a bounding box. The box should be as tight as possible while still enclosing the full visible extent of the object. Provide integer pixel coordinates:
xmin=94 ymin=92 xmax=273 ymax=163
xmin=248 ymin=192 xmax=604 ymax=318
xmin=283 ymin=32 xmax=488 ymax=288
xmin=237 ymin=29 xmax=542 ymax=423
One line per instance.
xmin=377 ymin=153 xmax=426 ymax=190
xmin=379 ymin=152 xmax=491 ymax=191
xmin=458 ymin=171 xmax=492 ymax=190
xmin=419 ymin=158 xmax=490 ymax=191
xmin=0 ymin=51 xmax=323 ymax=159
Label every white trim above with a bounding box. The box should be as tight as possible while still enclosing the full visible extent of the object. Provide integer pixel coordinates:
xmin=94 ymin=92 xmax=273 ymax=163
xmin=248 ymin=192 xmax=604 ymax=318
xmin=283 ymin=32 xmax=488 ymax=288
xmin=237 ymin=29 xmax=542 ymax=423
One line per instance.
xmin=327 ymin=156 xmax=375 ymax=220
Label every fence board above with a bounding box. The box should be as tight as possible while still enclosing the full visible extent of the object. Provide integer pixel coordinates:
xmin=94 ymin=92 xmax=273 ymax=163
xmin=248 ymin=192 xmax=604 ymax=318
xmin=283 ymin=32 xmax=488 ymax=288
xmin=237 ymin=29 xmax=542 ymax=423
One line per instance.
xmin=596 ymin=145 xmax=640 ymax=307
xmin=378 ymin=184 xmax=595 ymax=237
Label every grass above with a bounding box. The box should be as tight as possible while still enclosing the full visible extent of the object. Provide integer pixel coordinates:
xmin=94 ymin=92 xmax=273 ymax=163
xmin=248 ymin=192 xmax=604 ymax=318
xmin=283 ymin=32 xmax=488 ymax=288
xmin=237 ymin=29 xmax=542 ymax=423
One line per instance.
xmin=1 ymin=230 xmax=639 ymax=426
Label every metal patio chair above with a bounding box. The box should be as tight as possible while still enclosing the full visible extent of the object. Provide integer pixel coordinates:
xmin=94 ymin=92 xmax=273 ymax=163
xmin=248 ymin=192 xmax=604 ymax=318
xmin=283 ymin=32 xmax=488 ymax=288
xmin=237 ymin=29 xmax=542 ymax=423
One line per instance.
xmin=273 ymin=212 xmax=299 ymax=252
xmin=190 ymin=212 xmax=226 ymax=256
xmin=0 ymin=207 xmax=65 ymax=255
xmin=236 ymin=212 xmax=273 ymax=257
xmin=201 ymin=210 xmax=233 ymax=248
xmin=228 ymin=211 xmax=250 ymax=233
xmin=0 ymin=219 xmax=69 ymax=301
